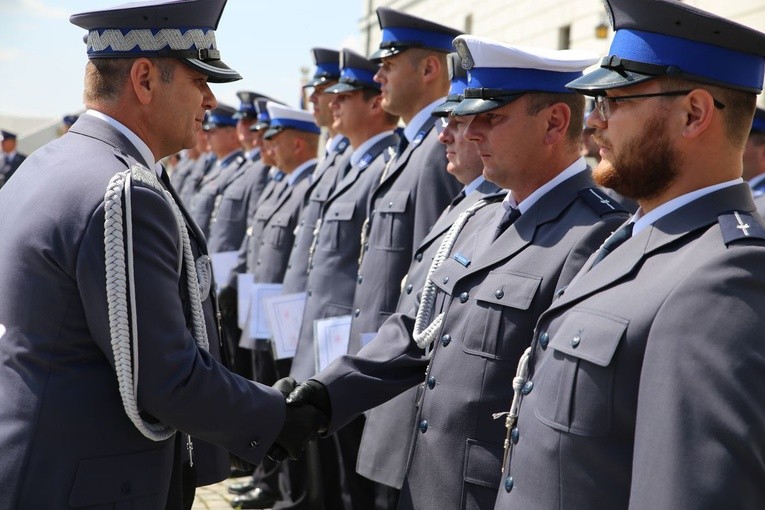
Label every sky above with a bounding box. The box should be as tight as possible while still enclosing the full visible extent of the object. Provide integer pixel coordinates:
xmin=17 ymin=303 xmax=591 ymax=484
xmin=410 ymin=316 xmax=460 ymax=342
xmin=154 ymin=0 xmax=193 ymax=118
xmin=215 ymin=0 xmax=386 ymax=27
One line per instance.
xmin=0 ymin=0 xmax=363 ymax=119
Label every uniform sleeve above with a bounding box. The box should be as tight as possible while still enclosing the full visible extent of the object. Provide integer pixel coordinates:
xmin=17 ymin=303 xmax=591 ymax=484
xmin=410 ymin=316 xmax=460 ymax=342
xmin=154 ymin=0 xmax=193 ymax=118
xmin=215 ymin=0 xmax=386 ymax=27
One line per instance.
xmin=314 ymin=311 xmax=428 ymax=434
xmin=76 ymin=182 xmax=285 ymax=464
xmin=628 ymin=247 xmax=765 ymax=509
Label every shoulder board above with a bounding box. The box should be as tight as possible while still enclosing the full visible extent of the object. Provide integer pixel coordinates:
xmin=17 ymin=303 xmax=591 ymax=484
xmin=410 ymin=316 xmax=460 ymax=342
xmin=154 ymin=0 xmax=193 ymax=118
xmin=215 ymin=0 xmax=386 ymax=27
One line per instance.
xmin=718 ymin=210 xmax=765 ymax=245
xmin=578 ymin=187 xmax=628 ymax=215
xmin=130 ymin=163 xmax=161 ymax=189
xmin=336 ymin=137 xmax=350 ymax=154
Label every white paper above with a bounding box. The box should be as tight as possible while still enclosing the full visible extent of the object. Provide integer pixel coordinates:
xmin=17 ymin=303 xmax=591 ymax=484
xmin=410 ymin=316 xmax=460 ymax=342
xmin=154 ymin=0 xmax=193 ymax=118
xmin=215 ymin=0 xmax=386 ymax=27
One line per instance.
xmin=237 ymin=273 xmax=255 ymax=328
xmin=247 ymin=283 xmax=283 ymax=341
xmin=210 ymin=251 xmax=238 ymax=293
xmin=264 ymin=292 xmax=307 ymax=360
xmin=314 ymin=315 xmax=352 ymax=373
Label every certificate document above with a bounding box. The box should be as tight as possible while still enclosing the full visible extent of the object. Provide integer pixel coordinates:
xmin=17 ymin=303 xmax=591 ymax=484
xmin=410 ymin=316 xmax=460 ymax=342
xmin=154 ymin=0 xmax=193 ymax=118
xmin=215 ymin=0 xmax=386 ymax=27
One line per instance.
xmin=264 ymin=292 xmax=307 ymax=360
xmin=313 ymin=315 xmax=352 ymax=373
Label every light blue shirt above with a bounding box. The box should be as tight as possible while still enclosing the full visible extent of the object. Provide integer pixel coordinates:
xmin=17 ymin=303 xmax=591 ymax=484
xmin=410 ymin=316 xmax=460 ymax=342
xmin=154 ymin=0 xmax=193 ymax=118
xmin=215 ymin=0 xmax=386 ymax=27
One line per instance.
xmin=503 ymin=157 xmax=588 ymax=214
xmin=350 ymin=131 xmax=394 ymax=168
xmin=403 ymin=97 xmax=446 ymax=143
xmin=287 ymin=158 xmax=318 ymax=187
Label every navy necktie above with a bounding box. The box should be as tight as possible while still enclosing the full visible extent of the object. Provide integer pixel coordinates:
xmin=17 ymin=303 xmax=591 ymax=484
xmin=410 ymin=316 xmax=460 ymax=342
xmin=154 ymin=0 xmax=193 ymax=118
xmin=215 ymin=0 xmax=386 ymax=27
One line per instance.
xmin=590 ymin=223 xmax=634 ymax=268
xmin=493 ymin=207 xmax=521 ymax=241
xmin=448 ymin=190 xmax=466 ymax=210
xmin=396 ymin=134 xmax=409 ymax=156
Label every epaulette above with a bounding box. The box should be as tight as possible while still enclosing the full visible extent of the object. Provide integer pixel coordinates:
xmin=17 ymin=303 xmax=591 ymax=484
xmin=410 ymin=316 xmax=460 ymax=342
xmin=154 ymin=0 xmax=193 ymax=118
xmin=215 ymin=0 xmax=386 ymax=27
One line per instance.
xmin=336 ymin=137 xmax=350 ymax=154
xmin=578 ymin=187 xmax=628 ymax=216
xmin=130 ymin=164 xmax=160 ymax=188
xmin=718 ymin=210 xmax=765 ymax=245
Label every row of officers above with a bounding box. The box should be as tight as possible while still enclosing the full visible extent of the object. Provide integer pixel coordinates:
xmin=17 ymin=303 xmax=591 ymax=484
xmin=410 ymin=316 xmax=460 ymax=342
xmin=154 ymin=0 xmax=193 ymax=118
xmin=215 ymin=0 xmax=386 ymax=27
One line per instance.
xmin=1 ymin=0 xmax=765 ymax=509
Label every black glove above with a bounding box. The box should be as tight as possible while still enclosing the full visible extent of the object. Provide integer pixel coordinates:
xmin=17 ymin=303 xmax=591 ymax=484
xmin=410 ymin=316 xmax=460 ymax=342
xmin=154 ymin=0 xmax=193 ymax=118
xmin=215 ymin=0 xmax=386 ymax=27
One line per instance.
xmin=267 ymin=379 xmax=331 ymax=462
xmin=218 ymin=285 xmax=237 ymax=321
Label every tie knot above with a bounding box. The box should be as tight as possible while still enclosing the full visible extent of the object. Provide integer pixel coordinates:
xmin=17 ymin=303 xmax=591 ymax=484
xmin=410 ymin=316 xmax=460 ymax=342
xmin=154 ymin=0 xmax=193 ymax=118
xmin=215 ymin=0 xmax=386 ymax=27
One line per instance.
xmin=493 ymin=207 xmax=521 ymax=241
xmin=591 ymin=222 xmax=634 ymax=268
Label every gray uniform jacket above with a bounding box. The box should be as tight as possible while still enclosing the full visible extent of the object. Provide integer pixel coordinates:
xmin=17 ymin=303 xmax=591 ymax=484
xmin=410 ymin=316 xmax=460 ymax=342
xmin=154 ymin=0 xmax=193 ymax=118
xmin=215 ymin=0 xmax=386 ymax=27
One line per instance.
xmin=356 ymin=179 xmax=502 ymax=490
xmin=0 ymin=152 xmax=26 ymax=187
xmin=347 ymin=117 xmax=461 ymax=354
xmin=755 ymin=191 xmax=765 ymax=216
xmin=189 ymin=151 xmax=246 ymax=238
xmin=177 ymin=151 xmax=215 ymax=206
xmin=281 ymin=138 xmax=352 ymax=295
xmin=0 ymin=115 xmax=285 ymax=509
xmin=250 ymin=164 xmax=315 ymax=284
xmin=496 ymin=183 xmax=765 ymax=510
xmin=169 ymin=154 xmax=197 ymax=192
xmin=290 ymin=134 xmax=398 ymax=382
xmin=207 ymin=153 xmax=270 ymax=253
xmin=314 ymin=169 xmax=628 ymax=510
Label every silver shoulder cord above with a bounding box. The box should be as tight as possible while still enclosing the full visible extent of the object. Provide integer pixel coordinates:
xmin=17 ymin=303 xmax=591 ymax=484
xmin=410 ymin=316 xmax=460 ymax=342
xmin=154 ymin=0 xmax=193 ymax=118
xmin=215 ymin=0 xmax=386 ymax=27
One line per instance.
xmin=103 ymin=165 xmax=209 ymax=442
xmin=412 ymin=199 xmax=491 ymax=351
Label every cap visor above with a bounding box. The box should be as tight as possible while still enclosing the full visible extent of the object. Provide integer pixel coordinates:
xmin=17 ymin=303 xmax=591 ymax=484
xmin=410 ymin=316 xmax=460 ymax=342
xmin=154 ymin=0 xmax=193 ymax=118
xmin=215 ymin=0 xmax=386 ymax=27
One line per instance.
xmin=566 ymin=67 xmax=654 ymax=94
xmin=250 ymin=122 xmax=269 ymax=132
xmin=369 ymin=47 xmax=402 ymax=62
xmin=431 ymin=99 xmax=459 ymax=117
xmin=303 ymin=76 xmax=336 ymax=89
xmin=326 ymin=82 xmax=365 ymax=94
xmin=183 ymin=58 xmax=242 ymax=84
xmin=263 ymin=127 xmax=280 ymax=140
xmin=451 ymin=94 xmax=525 ymax=116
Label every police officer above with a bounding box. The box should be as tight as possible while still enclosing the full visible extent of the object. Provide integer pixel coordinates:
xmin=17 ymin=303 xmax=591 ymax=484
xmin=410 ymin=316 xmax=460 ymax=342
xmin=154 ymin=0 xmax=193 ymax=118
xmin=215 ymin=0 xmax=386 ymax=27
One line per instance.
xmin=0 ymin=1 xmax=289 ymax=508
xmin=230 ymin=103 xmax=319 ymax=510
xmin=744 ymin=107 xmax=765 ymax=194
xmin=281 ymin=48 xmax=352 ymax=298
xmin=290 ymin=47 xmax=401 ymax=510
xmin=356 ymin=51 xmax=502 ymax=510
xmin=189 ymin=104 xmax=246 ymax=237
xmin=178 ymin=126 xmax=215 ymax=206
xmin=494 ymin=1 xmax=765 ymax=508
xmin=0 ymin=130 xmax=26 ymax=188
xmin=269 ymin=37 xmax=629 ymax=510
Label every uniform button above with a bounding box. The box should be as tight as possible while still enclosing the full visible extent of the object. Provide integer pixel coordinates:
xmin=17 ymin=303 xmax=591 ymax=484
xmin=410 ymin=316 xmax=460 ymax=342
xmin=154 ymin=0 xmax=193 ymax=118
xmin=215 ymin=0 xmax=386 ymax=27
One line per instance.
xmin=307 ymin=290 xmax=312 ymax=296
xmin=495 ymin=289 xmax=504 ymax=299
xmin=389 ymin=201 xmax=394 ymax=207
xmin=364 ymin=242 xmax=369 ymax=250
xmin=419 ymin=420 xmax=428 ymax=433
xmin=538 ymin=331 xmax=549 ymax=350
xmin=504 ymin=476 xmax=514 ymax=492
xmin=354 ymin=309 xmax=360 ymax=317
xmin=287 ymin=264 xmax=292 ymax=269
xmin=443 ymin=276 xmax=449 ymax=284
xmin=371 ymin=209 xmax=376 ymax=216
xmin=570 ymin=335 xmax=581 ymax=348
xmin=357 ymin=275 xmax=363 ymax=284
xmin=309 ymin=263 xmax=314 ymax=269
xmin=511 ymin=427 xmax=519 ymax=444
xmin=406 ymin=283 xmax=413 ymax=294
xmin=415 ymin=253 xmax=423 ymax=262
xmin=427 ymin=377 xmax=436 ymax=389
xmin=521 ymin=381 xmax=533 ymax=395
xmin=441 ymin=334 xmax=451 ymax=347
xmin=459 ymin=292 xmax=469 ymax=303
xmin=120 ymin=482 xmax=131 ymax=495
xmin=249 ymin=440 xmax=259 ymax=448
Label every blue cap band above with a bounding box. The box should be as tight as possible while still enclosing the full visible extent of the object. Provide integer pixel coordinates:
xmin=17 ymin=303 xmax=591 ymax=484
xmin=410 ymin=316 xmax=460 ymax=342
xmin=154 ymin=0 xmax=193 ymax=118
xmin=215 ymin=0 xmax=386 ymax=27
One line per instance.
xmin=207 ymin=114 xmax=237 ymax=126
xmin=340 ymin=66 xmax=379 ymax=89
xmin=270 ymin=118 xmax=320 ymax=134
xmin=610 ymin=28 xmax=765 ymax=91
xmin=381 ymin=27 xmax=455 ymax=52
xmin=314 ymin=62 xmax=340 ymax=79
xmin=449 ymin=76 xmax=469 ymax=95
xmin=467 ymin=67 xmax=583 ymax=93
xmin=753 ymin=112 xmax=765 ymax=133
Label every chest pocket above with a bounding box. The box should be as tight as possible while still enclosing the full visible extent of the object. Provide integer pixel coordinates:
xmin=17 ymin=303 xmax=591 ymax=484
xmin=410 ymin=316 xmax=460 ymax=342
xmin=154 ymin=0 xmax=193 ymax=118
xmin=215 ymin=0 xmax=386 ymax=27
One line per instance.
xmin=534 ymin=308 xmax=627 ymax=437
xmin=310 ymin=184 xmax=333 ymax=204
xmin=370 ymin=190 xmax=410 ymax=251
xmin=461 ymin=270 xmax=542 ymax=360
xmin=216 ymin=180 xmax=247 ymax=222
xmin=322 ymin=201 xmax=356 ymax=252
xmin=267 ymin=213 xmax=294 ymax=248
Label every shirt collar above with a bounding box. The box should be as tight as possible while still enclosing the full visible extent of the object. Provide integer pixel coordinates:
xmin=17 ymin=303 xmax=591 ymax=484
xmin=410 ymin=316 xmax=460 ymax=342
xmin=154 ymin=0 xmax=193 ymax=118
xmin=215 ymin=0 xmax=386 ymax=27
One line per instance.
xmin=631 ymin=178 xmax=744 ymax=235
xmin=403 ymin=97 xmax=445 ymax=142
xmin=350 ymin=131 xmax=393 ymax=167
xmin=287 ymin=158 xmax=318 ymax=186
xmin=504 ymin=157 xmax=588 ymax=214
xmin=326 ymin=134 xmax=346 ymax=154
xmin=86 ymin=109 xmax=158 ymax=175
xmin=462 ymin=175 xmax=486 ymax=196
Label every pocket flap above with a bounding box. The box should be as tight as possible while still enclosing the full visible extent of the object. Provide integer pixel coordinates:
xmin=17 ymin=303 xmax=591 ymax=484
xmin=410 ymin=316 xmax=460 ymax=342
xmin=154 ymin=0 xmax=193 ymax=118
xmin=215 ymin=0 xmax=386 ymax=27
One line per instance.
xmin=475 ymin=271 xmax=541 ymax=311
xmin=310 ymin=184 xmax=333 ymax=202
xmin=463 ymin=438 xmax=502 ymax=488
xmin=325 ymin=201 xmax=355 ymax=222
xmin=253 ymin=204 xmax=276 ymax=220
xmin=223 ymin=183 xmax=246 ymax=200
xmin=69 ymin=447 xmax=169 ymax=505
xmin=379 ymin=190 xmax=409 ymax=214
xmin=549 ymin=309 xmax=628 ymax=367
xmin=269 ymin=213 xmax=292 ymax=228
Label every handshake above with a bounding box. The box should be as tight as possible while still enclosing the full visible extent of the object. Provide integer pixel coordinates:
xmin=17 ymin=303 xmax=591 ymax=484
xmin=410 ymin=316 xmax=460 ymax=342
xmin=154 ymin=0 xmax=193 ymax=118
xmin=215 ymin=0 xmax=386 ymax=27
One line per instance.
xmin=267 ymin=377 xmax=331 ymax=462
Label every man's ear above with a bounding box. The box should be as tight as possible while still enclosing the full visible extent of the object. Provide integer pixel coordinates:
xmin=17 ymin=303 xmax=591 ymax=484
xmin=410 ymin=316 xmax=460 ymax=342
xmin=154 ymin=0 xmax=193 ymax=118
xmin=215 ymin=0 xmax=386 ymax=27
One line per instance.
xmin=680 ymin=89 xmax=715 ymax=140
xmin=130 ymin=58 xmax=156 ymax=106
xmin=543 ymin=102 xmax=571 ymax=146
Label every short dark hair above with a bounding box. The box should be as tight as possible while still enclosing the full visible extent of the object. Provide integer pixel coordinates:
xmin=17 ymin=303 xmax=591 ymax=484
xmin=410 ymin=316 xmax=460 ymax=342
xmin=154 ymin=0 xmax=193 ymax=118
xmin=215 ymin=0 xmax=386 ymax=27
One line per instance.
xmin=83 ymin=58 xmax=176 ymax=105
xmin=525 ymin=92 xmax=585 ymax=144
